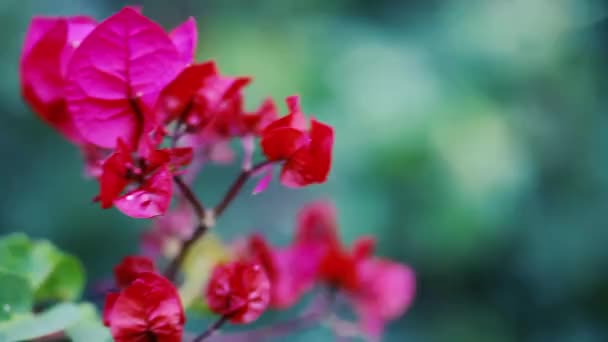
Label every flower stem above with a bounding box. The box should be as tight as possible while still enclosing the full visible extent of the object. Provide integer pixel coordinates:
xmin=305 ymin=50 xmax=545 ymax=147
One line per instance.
xmin=214 ymin=160 xmax=272 ymax=217
xmin=174 ymin=175 xmax=205 ymax=218
xmin=163 ymin=221 xmax=208 ymax=281
xmin=164 ymin=160 xmax=272 ymax=282
xmin=207 ymin=290 xmax=336 ymax=342
xmin=193 ymin=315 xmax=230 ymax=342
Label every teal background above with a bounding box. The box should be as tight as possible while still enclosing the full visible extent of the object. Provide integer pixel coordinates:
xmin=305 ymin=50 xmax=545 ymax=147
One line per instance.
xmin=2 ymin=0 xmax=608 ymax=341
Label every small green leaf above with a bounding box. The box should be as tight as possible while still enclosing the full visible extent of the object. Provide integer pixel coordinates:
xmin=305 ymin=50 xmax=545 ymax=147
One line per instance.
xmin=0 ymin=234 xmax=54 ymax=289
xmin=0 ymin=303 xmax=80 ymax=341
xmin=0 ymin=271 xmax=33 ymax=321
xmin=36 ymin=253 xmax=85 ymax=302
xmin=0 ymin=234 xmax=85 ymax=302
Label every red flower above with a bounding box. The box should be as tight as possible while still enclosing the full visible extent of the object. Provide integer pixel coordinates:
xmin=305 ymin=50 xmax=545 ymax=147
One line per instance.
xmin=113 ymin=256 xmax=157 ymax=288
xmin=244 ymin=234 xmax=319 ymax=309
xmin=261 ymin=96 xmax=334 ymax=188
xmin=97 ymin=138 xmax=192 ymax=218
xmin=295 ymin=200 xmax=339 ymax=246
xmin=350 ymin=257 xmax=416 ymax=339
xmin=206 ymin=261 xmax=270 ymax=324
xmin=20 ymin=15 xmax=96 ymax=143
xmin=103 ymin=272 xmax=185 ymax=342
xmin=157 ymin=61 xmax=251 ymax=135
xmin=293 ymin=201 xmax=416 ymax=339
xmin=240 ymin=98 xmax=278 ymax=136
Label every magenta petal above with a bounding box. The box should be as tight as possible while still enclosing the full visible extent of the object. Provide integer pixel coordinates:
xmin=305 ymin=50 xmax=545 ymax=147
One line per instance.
xmin=61 ymin=17 xmax=96 ymax=73
xmin=170 ymin=17 xmax=198 ymax=65
xmin=352 ymin=259 xmax=416 ymax=338
xmin=252 ymin=165 xmax=273 ymax=195
xmin=114 ymin=168 xmax=173 ymax=218
xmin=65 ymin=7 xmax=182 ymax=148
xmin=22 ymin=17 xmax=62 ymax=56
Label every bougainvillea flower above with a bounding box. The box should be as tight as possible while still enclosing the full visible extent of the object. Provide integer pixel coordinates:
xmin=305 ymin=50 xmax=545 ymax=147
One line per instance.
xmin=240 ymin=98 xmax=278 ymax=136
xmin=350 ymin=257 xmax=416 ymax=340
xmin=261 ymin=96 xmax=334 ymax=188
xmin=206 ymin=261 xmax=270 ymax=324
xmin=291 ymin=201 xmax=415 ymax=339
xmin=103 ymin=272 xmax=185 ymax=342
xmin=20 ymin=16 xmax=96 ymax=143
xmin=156 ymin=61 xmax=218 ymax=125
xmin=113 ymin=256 xmax=157 ymax=288
xmin=97 ymin=138 xmax=192 ymax=218
xmin=169 ymin=17 xmax=198 ymax=65
xmin=295 ymin=200 xmax=339 ymax=246
xmin=65 ymin=7 xmax=184 ymax=149
xmin=157 ymin=61 xmax=251 ymax=135
xmin=243 ymin=234 xmax=319 ymax=309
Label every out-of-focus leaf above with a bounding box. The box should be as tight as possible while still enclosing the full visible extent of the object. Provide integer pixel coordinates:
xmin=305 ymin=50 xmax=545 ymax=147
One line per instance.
xmin=0 ymin=234 xmax=54 ymax=289
xmin=0 ymin=303 xmax=80 ymax=341
xmin=0 ymin=234 xmax=85 ymax=302
xmin=0 ymin=271 xmax=33 ymax=321
xmin=65 ymin=303 xmax=111 ymax=342
xmin=66 ymin=320 xmax=112 ymax=342
xmin=35 ymin=252 xmax=85 ymax=302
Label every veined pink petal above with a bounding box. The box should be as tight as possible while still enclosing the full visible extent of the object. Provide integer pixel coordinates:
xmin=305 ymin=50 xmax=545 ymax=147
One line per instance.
xmin=65 ymin=7 xmax=182 ymax=148
xmin=170 ymin=17 xmax=198 ymax=65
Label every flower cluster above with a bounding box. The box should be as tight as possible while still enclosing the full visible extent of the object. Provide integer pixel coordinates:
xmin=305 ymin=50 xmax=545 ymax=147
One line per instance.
xmin=20 ymin=6 xmax=414 ymax=342
xmin=21 ymin=6 xmax=333 ymax=219
xmin=236 ymin=202 xmax=416 ymax=339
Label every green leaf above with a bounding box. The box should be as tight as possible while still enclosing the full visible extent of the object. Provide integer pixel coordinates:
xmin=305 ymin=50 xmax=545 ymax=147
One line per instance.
xmin=0 ymin=271 xmax=33 ymax=321
xmin=66 ymin=320 xmax=112 ymax=342
xmin=0 ymin=303 xmax=81 ymax=341
xmin=65 ymin=303 xmax=112 ymax=342
xmin=35 ymin=253 xmax=85 ymax=302
xmin=0 ymin=234 xmax=85 ymax=302
xmin=0 ymin=234 xmax=54 ymax=289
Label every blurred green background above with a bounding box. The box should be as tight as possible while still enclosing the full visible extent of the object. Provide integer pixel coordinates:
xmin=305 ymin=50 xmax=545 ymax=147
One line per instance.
xmin=3 ymin=0 xmax=608 ymax=341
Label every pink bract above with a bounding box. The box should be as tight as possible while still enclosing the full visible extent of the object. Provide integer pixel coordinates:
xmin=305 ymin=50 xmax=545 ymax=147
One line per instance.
xmin=20 ymin=16 xmax=96 ymax=143
xmin=351 ymin=258 xmax=416 ymax=339
xmin=169 ymin=17 xmax=198 ymax=65
xmin=65 ymin=7 xmax=184 ymax=149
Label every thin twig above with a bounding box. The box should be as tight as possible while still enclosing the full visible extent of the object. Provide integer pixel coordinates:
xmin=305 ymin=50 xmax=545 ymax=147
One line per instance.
xmin=164 ymin=160 xmax=272 ymax=282
xmin=214 ymin=160 xmax=272 ymax=218
xmin=163 ymin=222 xmax=208 ymax=281
xmin=193 ymin=315 xmax=230 ymax=342
xmin=174 ymin=175 xmax=205 ymax=218
xmin=208 ymin=289 xmax=336 ymax=342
